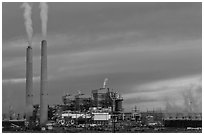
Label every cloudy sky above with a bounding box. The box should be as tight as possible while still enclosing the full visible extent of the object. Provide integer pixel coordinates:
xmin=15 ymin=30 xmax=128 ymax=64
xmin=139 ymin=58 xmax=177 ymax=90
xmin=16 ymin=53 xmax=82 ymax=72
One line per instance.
xmin=2 ymin=2 xmax=202 ymax=114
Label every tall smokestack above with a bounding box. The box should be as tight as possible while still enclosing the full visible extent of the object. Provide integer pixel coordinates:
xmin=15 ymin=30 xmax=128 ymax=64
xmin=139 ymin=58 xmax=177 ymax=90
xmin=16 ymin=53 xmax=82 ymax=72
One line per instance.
xmin=26 ymin=45 xmax=33 ymax=120
xmin=40 ymin=40 xmax=48 ymax=125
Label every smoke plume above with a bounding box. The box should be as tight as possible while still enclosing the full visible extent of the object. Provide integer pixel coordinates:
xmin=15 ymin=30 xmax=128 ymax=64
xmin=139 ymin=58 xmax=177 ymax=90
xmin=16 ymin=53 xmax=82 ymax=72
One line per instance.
xmin=21 ymin=3 xmax=33 ymax=44
xmin=39 ymin=2 xmax=48 ymax=38
xmin=165 ymin=78 xmax=202 ymax=113
xmin=103 ymin=78 xmax=108 ymax=88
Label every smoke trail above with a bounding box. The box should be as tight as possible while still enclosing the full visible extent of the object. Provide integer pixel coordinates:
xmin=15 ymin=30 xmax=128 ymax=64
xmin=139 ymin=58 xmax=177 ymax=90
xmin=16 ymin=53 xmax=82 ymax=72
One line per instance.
xmin=21 ymin=3 xmax=33 ymax=44
xmin=39 ymin=2 xmax=48 ymax=38
xmin=164 ymin=81 xmax=202 ymax=113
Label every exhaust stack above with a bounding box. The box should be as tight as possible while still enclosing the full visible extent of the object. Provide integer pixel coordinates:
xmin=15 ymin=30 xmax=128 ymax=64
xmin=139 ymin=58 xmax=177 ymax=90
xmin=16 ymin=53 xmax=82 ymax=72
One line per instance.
xmin=40 ymin=40 xmax=48 ymax=124
xmin=26 ymin=45 xmax=33 ymax=120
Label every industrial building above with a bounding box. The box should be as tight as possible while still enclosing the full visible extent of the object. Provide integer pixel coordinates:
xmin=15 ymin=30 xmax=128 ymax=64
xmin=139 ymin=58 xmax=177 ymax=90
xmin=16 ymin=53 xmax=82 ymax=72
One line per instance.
xmin=92 ymin=88 xmax=123 ymax=111
xmin=56 ymin=86 xmax=124 ymax=125
xmin=163 ymin=113 xmax=202 ymax=128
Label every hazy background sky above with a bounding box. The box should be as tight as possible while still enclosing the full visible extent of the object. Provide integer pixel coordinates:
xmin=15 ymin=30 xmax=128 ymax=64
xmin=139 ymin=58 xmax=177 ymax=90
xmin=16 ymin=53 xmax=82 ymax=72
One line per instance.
xmin=2 ymin=2 xmax=202 ymax=114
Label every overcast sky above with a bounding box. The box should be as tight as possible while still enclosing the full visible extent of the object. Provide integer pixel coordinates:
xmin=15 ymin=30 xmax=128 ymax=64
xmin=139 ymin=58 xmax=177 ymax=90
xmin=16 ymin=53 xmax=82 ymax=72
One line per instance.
xmin=2 ymin=2 xmax=202 ymax=114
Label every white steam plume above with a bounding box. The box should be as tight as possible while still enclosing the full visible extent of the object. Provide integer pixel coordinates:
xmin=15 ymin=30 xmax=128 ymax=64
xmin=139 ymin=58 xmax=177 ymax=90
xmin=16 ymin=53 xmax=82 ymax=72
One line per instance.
xmin=39 ymin=2 xmax=48 ymax=38
xmin=21 ymin=3 xmax=33 ymax=44
xmin=103 ymin=78 xmax=108 ymax=88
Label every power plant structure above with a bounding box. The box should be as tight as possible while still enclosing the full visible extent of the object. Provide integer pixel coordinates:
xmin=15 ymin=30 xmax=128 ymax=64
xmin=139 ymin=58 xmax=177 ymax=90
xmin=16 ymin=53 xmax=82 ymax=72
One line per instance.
xmin=61 ymin=88 xmax=123 ymax=113
xmin=25 ymin=44 xmax=33 ymax=121
xmin=40 ymin=40 xmax=48 ymax=125
xmin=3 ymin=38 xmax=202 ymax=133
xmin=12 ymin=38 xmax=202 ymax=132
xmin=91 ymin=88 xmax=123 ymax=112
xmin=25 ymin=40 xmax=49 ymax=125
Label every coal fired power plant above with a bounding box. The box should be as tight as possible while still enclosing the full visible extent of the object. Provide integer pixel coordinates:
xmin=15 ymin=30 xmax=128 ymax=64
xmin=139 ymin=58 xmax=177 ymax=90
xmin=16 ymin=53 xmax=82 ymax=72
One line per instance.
xmin=40 ymin=40 xmax=48 ymax=125
xmin=25 ymin=44 xmax=33 ymax=120
xmin=3 ymin=3 xmax=202 ymax=133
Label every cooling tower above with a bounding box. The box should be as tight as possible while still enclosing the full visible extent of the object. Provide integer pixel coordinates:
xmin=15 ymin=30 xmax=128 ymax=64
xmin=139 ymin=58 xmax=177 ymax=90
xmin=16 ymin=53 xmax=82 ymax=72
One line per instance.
xmin=26 ymin=45 xmax=33 ymax=120
xmin=40 ymin=40 xmax=48 ymax=125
